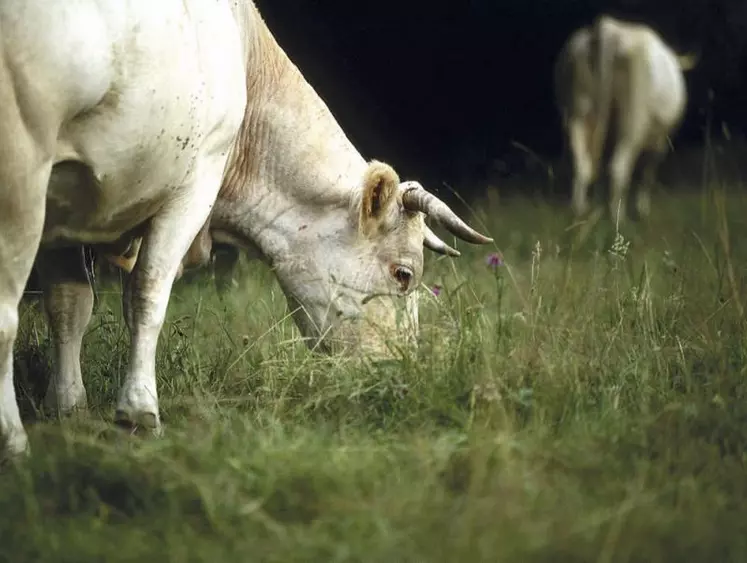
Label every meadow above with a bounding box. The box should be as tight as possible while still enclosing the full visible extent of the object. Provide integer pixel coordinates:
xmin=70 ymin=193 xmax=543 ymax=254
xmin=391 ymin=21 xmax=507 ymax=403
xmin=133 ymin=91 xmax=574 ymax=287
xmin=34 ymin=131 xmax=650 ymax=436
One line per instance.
xmin=2 ymin=157 xmax=747 ymax=562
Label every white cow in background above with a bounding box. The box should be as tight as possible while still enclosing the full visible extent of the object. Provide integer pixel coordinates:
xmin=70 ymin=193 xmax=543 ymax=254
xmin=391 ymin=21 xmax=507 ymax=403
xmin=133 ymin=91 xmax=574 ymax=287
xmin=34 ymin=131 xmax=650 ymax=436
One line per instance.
xmin=0 ymin=0 xmax=492 ymax=461
xmin=554 ymin=14 xmax=697 ymax=221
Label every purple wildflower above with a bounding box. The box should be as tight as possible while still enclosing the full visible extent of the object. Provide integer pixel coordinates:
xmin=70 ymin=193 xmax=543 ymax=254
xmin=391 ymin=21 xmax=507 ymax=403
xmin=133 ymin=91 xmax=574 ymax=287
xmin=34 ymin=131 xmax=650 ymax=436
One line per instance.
xmin=431 ymin=284 xmax=442 ymax=297
xmin=486 ymin=252 xmax=503 ymax=268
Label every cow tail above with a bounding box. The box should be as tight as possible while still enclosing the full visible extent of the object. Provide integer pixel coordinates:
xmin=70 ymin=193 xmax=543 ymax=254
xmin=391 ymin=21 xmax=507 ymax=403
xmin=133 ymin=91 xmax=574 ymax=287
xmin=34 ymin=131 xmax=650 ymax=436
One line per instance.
xmin=589 ymin=16 xmax=616 ymax=175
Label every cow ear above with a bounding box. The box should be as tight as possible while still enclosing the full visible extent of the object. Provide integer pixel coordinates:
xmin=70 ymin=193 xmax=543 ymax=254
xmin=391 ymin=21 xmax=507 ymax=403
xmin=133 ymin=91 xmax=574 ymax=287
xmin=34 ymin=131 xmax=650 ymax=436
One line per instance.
xmin=359 ymin=160 xmax=399 ymax=236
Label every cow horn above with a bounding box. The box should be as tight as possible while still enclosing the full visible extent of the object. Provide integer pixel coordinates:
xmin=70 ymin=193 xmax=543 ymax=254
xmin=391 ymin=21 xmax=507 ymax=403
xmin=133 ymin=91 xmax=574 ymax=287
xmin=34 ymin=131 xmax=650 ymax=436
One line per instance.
xmin=401 ymin=182 xmax=493 ymax=245
xmin=424 ymin=225 xmax=461 ymax=257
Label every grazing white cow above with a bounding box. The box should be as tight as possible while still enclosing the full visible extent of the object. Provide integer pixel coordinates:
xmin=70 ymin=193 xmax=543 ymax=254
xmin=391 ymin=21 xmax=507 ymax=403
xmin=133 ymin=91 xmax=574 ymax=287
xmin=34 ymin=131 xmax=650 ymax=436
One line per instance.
xmin=0 ymin=0 xmax=492 ymax=460
xmin=554 ymin=15 xmax=697 ymax=221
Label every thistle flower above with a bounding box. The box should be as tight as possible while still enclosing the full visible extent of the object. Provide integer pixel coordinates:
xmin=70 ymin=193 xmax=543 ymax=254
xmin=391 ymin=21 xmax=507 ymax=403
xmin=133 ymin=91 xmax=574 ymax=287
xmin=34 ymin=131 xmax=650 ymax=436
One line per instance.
xmin=486 ymin=252 xmax=503 ymax=268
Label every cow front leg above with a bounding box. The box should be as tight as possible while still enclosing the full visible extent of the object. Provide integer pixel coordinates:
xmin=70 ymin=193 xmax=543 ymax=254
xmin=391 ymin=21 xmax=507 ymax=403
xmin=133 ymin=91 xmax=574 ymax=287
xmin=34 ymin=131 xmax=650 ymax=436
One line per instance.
xmin=113 ymin=161 xmax=225 ymax=435
xmin=36 ymin=247 xmax=94 ymax=416
xmin=0 ymin=139 xmax=52 ymax=460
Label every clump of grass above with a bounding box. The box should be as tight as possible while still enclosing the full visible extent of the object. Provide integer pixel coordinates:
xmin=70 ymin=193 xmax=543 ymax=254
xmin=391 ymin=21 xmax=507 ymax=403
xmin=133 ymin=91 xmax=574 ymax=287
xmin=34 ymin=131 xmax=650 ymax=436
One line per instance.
xmin=3 ymin=186 xmax=747 ymax=562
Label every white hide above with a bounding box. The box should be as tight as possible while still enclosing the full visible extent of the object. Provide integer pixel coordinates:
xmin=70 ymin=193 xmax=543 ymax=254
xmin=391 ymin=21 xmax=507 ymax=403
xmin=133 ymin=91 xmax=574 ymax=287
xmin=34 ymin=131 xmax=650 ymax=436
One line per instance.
xmin=0 ymin=0 xmax=249 ymax=459
xmin=554 ymin=15 xmax=692 ymax=221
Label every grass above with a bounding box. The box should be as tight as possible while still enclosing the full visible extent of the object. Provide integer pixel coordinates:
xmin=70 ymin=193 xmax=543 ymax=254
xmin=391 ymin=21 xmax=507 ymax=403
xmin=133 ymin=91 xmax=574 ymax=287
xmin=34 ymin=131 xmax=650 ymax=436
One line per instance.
xmin=3 ymin=179 xmax=747 ymax=562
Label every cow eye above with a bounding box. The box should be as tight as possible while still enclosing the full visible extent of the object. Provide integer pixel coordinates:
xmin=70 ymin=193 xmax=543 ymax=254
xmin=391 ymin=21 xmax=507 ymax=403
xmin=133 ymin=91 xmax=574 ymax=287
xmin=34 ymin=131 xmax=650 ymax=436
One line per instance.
xmin=391 ymin=264 xmax=414 ymax=292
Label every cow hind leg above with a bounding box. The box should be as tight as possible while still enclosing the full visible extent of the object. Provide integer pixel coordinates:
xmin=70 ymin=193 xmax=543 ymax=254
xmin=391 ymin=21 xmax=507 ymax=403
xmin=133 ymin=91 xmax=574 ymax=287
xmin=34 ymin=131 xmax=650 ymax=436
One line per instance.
xmin=114 ymin=156 xmax=228 ymax=434
xmin=568 ymin=117 xmax=594 ymax=217
xmin=212 ymin=245 xmax=241 ymax=296
xmin=608 ymin=142 xmax=640 ymax=225
xmin=632 ymin=142 xmax=666 ymax=221
xmin=630 ymin=153 xmax=656 ymax=221
xmin=0 ymin=124 xmax=53 ymax=461
xmin=36 ymin=247 xmax=94 ymax=416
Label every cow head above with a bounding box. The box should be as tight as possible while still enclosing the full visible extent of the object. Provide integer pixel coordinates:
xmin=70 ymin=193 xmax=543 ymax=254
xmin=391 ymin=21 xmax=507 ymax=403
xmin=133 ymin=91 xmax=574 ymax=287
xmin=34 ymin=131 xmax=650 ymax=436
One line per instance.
xmin=269 ymin=160 xmax=492 ymax=358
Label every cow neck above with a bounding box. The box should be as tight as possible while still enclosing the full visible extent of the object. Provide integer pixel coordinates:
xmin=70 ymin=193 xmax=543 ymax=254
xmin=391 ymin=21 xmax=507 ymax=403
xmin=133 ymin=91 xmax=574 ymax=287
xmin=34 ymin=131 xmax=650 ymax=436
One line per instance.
xmin=213 ymin=13 xmax=368 ymax=262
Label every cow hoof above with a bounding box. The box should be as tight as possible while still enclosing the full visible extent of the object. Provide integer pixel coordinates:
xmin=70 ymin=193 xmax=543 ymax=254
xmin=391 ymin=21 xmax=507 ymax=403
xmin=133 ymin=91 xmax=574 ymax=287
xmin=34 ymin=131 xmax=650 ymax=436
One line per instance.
xmin=113 ymin=410 xmax=162 ymax=437
xmin=1 ymin=431 xmax=30 ymax=466
xmin=43 ymin=387 xmax=88 ymax=418
xmin=634 ymin=194 xmax=651 ymax=221
xmin=115 ymin=381 xmax=161 ymax=436
xmin=572 ymin=200 xmax=590 ymax=218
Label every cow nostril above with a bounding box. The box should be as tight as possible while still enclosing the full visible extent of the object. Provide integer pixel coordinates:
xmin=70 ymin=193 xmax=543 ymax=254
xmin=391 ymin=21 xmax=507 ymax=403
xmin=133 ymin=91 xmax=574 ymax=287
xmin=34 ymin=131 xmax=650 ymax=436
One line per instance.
xmin=391 ymin=265 xmax=413 ymax=291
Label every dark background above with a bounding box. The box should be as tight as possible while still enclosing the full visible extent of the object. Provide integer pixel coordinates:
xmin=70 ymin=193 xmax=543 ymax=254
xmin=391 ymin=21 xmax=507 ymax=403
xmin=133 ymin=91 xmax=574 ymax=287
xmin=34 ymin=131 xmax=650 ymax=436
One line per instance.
xmin=254 ymin=0 xmax=747 ymax=200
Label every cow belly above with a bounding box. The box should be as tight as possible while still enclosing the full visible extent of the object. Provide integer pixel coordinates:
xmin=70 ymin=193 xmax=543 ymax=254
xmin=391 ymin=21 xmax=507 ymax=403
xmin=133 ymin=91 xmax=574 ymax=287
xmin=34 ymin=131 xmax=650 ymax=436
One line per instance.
xmin=42 ymin=159 xmax=172 ymax=245
xmin=42 ymin=101 xmax=236 ymax=246
xmin=42 ymin=100 xmax=242 ymax=246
